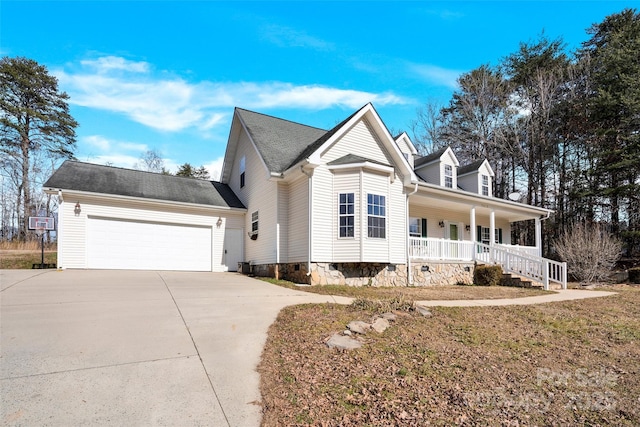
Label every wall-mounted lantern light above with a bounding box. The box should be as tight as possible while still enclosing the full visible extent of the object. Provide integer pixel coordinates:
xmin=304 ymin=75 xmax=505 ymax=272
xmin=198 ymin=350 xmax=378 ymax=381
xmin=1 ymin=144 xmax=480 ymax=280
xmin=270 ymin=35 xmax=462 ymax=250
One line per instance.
xmin=465 ymin=225 xmax=471 ymax=232
xmin=74 ymin=202 xmax=81 ymax=216
xmin=216 ymin=217 xmax=223 ymax=228
xmin=438 ymin=220 xmax=445 ymax=228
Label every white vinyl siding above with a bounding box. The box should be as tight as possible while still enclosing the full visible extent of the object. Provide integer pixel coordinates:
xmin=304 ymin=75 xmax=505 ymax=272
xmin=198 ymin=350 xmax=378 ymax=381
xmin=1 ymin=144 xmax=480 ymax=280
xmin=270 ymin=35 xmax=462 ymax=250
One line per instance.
xmin=227 ymin=129 xmax=278 ymax=265
xmin=57 ymin=195 xmax=244 ymax=271
xmin=361 ymin=172 xmax=390 ymax=262
xmin=277 ymin=182 xmax=289 ymax=262
xmin=321 ymin=119 xmax=394 ymax=165
xmin=287 ymin=175 xmax=308 ymax=262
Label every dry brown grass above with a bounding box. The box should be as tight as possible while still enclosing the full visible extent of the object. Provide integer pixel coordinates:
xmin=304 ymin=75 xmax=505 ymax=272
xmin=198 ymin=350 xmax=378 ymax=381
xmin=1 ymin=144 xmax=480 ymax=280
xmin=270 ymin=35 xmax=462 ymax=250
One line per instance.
xmin=259 ymin=285 xmax=640 ymax=426
xmin=260 ymin=277 xmax=549 ymax=301
xmin=0 ymin=240 xmax=57 ymax=251
xmin=0 ymin=247 xmax=57 ymax=269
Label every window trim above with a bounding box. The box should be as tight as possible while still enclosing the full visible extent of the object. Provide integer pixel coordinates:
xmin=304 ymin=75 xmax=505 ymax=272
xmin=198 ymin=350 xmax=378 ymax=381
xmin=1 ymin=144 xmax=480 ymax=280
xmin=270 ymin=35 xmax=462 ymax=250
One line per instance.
xmin=240 ymin=156 xmax=246 ymax=188
xmin=367 ymin=193 xmax=386 ymax=239
xmin=444 ymin=164 xmax=453 ymax=188
xmin=481 ymin=174 xmax=489 ymax=196
xmin=251 ymin=210 xmax=258 ymax=233
xmin=338 ymin=193 xmax=355 ymax=238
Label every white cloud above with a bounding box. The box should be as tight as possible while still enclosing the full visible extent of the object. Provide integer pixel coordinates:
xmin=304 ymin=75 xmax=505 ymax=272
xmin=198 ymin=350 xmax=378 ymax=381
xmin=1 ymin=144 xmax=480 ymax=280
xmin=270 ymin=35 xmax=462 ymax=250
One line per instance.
xmin=408 ymin=63 xmax=462 ymax=89
xmin=203 ymin=156 xmax=225 ymax=181
xmin=80 ymin=56 xmax=150 ymax=73
xmin=84 ymin=135 xmax=111 ymax=151
xmin=55 ymin=55 xmax=410 ymax=134
xmin=261 ymin=24 xmax=334 ymax=51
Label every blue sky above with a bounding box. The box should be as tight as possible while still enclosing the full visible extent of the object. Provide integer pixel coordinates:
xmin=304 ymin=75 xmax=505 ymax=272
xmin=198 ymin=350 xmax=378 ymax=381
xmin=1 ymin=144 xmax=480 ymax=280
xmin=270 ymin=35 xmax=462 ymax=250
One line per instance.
xmin=2 ymin=1 xmax=636 ymax=179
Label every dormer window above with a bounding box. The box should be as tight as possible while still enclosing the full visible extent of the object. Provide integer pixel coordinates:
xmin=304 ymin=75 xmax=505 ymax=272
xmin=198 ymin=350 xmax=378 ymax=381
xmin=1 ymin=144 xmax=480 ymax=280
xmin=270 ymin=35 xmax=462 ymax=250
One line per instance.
xmin=482 ymin=174 xmax=489 ymax=196
xmin=444 ymin=164 xmax=453 ymax=188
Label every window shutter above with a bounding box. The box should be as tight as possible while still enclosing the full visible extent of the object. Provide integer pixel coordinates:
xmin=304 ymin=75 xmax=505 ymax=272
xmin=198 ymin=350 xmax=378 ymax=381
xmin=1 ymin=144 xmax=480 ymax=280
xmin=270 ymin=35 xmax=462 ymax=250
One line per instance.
xmin=476 ymin=226 xmax=482 ymax=242
xmin=421 ymin=218 xmax=427 ymax=237
xmin=498 ymin=228 xmax=503 ymax=244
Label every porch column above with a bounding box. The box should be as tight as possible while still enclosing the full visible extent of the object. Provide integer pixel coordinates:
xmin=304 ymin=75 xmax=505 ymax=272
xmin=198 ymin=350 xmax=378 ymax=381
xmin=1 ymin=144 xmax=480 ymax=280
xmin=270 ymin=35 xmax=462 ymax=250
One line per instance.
xmin=535 ymin=217 xmax=542 ymax=257
xmin=489 ymin=209 xmax=495 ymax=247
xmin=469 ymin=206 xmax=476 ymax=242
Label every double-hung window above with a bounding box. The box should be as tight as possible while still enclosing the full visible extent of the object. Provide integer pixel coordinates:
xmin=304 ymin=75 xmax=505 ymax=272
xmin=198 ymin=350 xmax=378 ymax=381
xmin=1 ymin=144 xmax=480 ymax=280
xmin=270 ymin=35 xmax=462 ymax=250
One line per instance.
xmin=338 ymin=193 xmax=354 ymax=238
xmin=444 ymin=164 xmax=453 ymax=188
xmin=481 ymin=174 xmax=489 ymax=196
xmin=251 ymin=211 xmax=258 ymax=234
xmin=367 ymin=194 xmax=386 ymax=238
xmin=240 ymin=156 xmax=246 ymax=188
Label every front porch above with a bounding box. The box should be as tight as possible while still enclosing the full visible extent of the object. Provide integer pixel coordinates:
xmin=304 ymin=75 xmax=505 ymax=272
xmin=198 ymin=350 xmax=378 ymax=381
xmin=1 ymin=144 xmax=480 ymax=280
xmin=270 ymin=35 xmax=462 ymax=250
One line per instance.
xmin=408 ymin=237 xmax=567 ymax=290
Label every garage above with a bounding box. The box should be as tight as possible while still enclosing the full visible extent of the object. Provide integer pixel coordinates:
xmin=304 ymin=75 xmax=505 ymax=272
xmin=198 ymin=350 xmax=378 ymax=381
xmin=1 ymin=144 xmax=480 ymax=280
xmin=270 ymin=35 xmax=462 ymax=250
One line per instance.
xmin=87 ymin=217 xmax=212 ymax=271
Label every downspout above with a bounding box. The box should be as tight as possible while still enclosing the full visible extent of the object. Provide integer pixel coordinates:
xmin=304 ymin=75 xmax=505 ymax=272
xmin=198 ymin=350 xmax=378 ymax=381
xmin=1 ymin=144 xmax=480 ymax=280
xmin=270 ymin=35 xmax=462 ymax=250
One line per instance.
xmin=537 ymin=211 xmax=551 ymax=257
xmin=406 ymin=183 xmax=419 ymax=285
xmin=301 ymin=165 xmax=313 ymax=277
xmin=57 ymin=190 xmax=63 ymax=270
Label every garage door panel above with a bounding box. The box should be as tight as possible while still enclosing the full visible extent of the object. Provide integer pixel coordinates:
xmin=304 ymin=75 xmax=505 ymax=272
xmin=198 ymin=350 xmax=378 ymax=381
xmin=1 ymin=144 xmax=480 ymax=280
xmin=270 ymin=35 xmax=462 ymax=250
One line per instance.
xmin=87 ymin=217 xmax=212 ymax=271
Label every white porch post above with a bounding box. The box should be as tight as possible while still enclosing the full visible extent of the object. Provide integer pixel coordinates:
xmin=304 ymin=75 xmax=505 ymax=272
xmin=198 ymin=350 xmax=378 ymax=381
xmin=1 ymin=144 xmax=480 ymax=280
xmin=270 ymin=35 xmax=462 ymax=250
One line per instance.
xmin=535 ymin=217 xmax=542 ymax=257
xmin=470 ymin=206 xmax=476 ymax=261
xmin=470 ymin=206 xmax=476 ymax=242
xmin=489 ymin=209 xmax=495 ymax=247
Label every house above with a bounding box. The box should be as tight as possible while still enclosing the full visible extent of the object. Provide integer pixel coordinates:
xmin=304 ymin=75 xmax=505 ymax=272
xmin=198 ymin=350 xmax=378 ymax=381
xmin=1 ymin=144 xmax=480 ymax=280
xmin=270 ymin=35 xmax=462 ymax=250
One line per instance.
xmin=44 ymin=103 xmax=566 ymax=289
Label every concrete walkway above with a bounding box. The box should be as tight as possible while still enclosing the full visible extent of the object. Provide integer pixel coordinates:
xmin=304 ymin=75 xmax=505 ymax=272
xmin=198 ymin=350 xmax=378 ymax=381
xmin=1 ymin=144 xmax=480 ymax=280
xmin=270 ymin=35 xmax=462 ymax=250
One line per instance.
xmin=415 ymin=289 xmax=617 ymax=308
xmin=0 ymin=270 xmax=351 ymax=427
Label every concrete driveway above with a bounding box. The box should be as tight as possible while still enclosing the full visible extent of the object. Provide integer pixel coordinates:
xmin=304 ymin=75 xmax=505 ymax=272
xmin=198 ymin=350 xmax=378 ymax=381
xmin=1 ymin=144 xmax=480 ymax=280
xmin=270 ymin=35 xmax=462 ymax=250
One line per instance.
xmin=0 ymin=270 xmax=351 ymax=426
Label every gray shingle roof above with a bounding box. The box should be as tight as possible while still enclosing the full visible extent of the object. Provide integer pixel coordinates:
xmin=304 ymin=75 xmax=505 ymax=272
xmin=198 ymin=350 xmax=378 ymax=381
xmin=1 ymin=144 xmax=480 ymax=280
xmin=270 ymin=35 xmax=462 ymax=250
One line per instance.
xmin=458 ymin=159 xmax=485 ymax=176
xmin=414 ymin=146 xmax=448 ymax=167
xmin=44 ymin=161 xmax=245 ymax=209
xmin=327 ymin=154 xmax=391 ymax=167
xmin=235 ymin=108 xmax=327 ymax=173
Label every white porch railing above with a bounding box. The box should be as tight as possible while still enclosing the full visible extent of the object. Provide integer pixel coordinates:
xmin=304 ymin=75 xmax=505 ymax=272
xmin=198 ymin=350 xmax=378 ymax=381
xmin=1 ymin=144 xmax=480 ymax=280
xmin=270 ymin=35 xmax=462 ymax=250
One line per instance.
xmin=409 ymin=237 xmax=475 ymax=261
xmin=408 ymin=237 xmax=567 ymax=290
xmin=496 ymin=243 xmax=540 ymax=257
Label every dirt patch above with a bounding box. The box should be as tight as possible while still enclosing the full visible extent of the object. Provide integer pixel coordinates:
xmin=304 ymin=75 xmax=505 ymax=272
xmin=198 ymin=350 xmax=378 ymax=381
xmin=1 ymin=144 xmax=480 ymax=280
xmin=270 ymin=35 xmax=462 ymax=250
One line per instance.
xmin=259 ymin=285 xmax=640 ymax=426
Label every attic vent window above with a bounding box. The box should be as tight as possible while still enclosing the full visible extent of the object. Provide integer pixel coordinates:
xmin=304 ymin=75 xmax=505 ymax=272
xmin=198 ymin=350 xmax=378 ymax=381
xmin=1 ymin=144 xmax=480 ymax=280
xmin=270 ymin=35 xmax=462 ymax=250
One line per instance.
xmin=444 ymin=164 xmax=453 ymax=188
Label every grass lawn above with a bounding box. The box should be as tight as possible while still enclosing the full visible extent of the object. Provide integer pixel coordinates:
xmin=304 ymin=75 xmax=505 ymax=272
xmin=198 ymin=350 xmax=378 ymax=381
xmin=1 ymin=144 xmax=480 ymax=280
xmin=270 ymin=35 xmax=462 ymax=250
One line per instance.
xmin=259 ymin=285 xmax=640 ymax=426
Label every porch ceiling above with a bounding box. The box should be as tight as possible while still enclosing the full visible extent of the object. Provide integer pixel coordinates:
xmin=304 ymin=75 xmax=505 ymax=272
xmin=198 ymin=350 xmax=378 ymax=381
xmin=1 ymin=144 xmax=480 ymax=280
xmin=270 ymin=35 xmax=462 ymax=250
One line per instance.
xmin=409 ymin=185 xmax=550 ymax=223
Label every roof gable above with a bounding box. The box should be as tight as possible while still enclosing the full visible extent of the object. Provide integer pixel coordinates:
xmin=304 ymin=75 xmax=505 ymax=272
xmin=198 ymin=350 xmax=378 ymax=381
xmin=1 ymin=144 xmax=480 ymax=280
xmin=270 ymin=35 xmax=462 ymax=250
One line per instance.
xmin=414 ymin=146 xmax=459 ymax=168
xmin=235 ymin=108 xmax=327 ymax=173
xmin=44 ymin=161 xmax=245 ymax=209
xmin=458 ymin=159 xmax=495 ymax=177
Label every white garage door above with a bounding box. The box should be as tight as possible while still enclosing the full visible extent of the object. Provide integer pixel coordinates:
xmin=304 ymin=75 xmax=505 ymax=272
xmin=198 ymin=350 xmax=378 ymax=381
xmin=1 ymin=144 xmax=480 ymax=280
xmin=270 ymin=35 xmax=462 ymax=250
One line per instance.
xmin=87 ymin=217 xmax=212 ymax=271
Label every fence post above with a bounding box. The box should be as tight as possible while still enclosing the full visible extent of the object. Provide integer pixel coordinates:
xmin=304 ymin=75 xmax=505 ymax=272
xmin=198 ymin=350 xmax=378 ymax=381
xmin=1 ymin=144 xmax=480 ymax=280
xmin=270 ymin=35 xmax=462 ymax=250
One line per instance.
xmin=562 ymin=262 xmax=567 ymax=290
xmin=543 ymin=259 xmax=549 ymax=291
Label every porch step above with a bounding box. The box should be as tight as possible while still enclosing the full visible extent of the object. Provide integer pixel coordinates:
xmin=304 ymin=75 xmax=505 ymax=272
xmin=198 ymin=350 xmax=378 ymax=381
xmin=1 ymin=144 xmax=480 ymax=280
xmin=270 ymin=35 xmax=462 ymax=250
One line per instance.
xmin=500 ymin=273 xmax=534 ymax=288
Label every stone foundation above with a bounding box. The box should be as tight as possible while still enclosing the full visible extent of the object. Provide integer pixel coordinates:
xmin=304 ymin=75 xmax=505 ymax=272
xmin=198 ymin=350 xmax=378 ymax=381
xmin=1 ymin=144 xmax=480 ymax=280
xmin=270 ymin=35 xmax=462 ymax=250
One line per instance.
xmin=409 ymin=261 xmax=474 ymax=286
xmin=247 ymin=261 xmax=473 ymax=287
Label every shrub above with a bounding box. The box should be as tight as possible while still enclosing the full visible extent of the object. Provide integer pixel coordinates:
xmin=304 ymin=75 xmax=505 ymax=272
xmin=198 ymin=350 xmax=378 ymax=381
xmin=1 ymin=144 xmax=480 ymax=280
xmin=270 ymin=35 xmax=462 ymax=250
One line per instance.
xmin=629 ymin=267 xmax=640 ymax=284
xmin=553 ymin=222 xmax=623 ymax=285
xmin=474 ymin=264 xmax=503 ymax=286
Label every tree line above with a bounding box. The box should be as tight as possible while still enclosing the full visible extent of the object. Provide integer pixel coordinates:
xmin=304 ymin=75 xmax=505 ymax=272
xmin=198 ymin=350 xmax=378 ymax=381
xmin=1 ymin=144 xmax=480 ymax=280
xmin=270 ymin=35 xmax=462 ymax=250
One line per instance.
xmin=410 ymin=8 xmax=640 ymax=258
xmin=0 ymin=57 xmax=211 ymax=241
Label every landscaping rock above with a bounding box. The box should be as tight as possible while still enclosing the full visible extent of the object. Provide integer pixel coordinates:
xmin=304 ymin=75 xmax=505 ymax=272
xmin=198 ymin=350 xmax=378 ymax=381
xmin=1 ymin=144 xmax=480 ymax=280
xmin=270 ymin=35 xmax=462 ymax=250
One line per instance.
xmin=381 ymin=312 xmax=397 ymax=321
xmin=415 ymin=305 xmax=433 ymax=317
xmin=347 ymin=320 xmax=371 ymax=334
xmin=371 ymin=317 xmax=390 ymax=333
xmin=326 ymin=333 xmax=362 ymax=350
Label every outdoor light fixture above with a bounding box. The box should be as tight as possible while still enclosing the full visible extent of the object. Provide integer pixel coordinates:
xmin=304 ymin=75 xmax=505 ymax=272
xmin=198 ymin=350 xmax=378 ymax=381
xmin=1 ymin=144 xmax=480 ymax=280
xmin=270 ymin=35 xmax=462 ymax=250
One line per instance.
xmin=74 ymin=202 xmax=81 ymax=216
xmin=465 ymin=225 xmax=471 ymax=232
xmin=438 ymin=220 xmax=444 ymax=228
xmin=216 ymin=217 xmax=223 ymax=228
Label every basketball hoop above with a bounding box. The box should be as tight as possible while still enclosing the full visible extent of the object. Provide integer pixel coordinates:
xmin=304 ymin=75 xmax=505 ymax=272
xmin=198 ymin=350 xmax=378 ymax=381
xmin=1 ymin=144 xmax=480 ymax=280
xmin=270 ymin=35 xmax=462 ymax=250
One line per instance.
xmin=35 ymin=227 xmax=46 ymax=238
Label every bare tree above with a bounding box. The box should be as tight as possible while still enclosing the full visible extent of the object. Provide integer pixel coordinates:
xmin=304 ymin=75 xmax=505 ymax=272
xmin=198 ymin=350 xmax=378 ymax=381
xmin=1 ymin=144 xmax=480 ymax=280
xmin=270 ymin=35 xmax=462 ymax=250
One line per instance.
xmin=409 ymin=99 xmax=446 ymax=155
xmin=553 ymin=222 xmax=622 ymax=284
xmin=134 ymin=149 xmax=165 ymax=173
